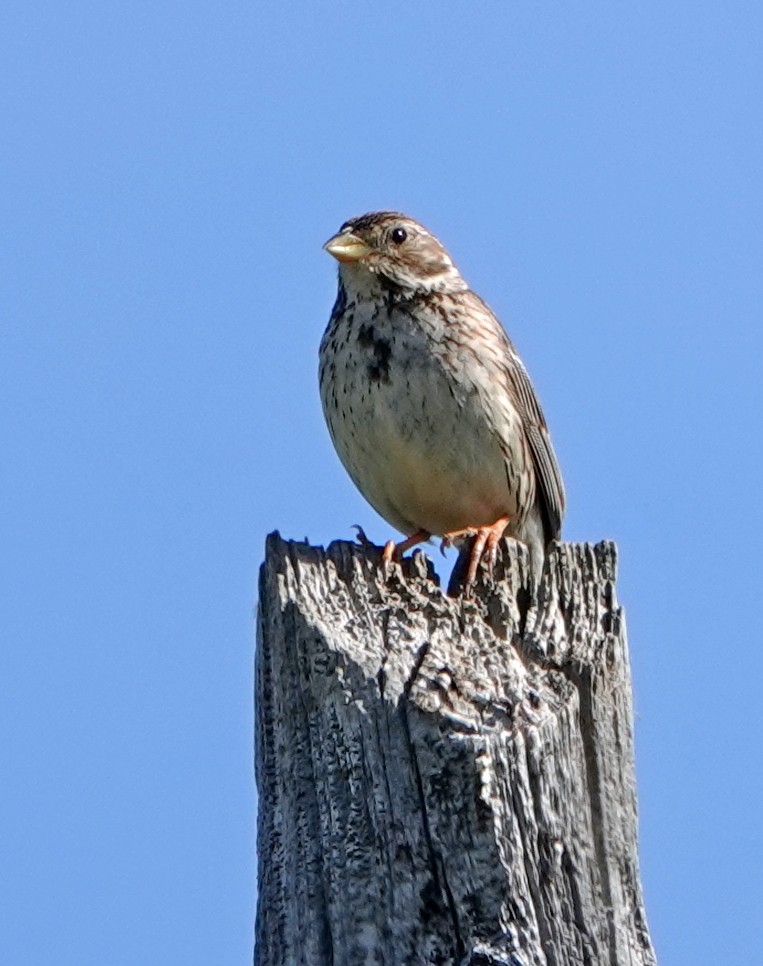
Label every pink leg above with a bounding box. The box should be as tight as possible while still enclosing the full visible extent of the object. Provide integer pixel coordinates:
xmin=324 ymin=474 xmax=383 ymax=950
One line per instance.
xmin=442 ymin=515 xmax=511 ymax=591
xmin=381 ymin=529 xmax=431 ymax=564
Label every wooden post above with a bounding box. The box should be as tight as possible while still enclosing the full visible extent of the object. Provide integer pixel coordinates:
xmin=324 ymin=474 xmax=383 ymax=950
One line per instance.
xmin=255 ymin=532 xmax=656 ymax=966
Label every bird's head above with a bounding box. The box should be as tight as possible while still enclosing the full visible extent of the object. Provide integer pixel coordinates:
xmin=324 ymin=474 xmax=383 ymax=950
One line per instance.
xmin=324 ymin=211 xmax=468 ymax=297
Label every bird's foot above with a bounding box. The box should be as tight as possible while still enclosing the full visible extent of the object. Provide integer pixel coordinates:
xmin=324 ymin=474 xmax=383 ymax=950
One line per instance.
xmin=381 ymin=529 xmax=431 ymax=568
xmin=442 ymin=515 xmax=511 ymax=593
xmin=352 ymin=526 xmax=431 ymax=573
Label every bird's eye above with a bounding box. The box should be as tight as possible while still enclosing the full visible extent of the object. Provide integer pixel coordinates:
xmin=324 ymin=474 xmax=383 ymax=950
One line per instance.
xmin=390 ymin=227 xmax=407 ymax=245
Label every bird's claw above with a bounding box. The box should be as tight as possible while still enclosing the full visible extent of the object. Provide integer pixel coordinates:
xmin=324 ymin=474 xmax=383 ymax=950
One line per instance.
xmin=440 ymin=527 xmax=476 ymax=556
xmin=352 ymin=524 xmax=375 ymax=548
xmin=444 ymin=516 xmax=511 ymax=593
xmin=353 ymin=527 xmax=430 ymax=573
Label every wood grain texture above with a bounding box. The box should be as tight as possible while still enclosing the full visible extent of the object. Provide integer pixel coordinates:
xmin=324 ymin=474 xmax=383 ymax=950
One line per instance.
xmin=255 ymin=533 xmax=655 ymax=966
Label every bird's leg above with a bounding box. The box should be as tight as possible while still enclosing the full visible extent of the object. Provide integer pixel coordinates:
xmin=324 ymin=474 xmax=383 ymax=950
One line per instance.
xmin=442 ymin=515 xmax=511 ymax=591
xmin=480 ymin=515 xmax=512 ymax=577
xmin=381 ymin=529 xmax=430 ymax=565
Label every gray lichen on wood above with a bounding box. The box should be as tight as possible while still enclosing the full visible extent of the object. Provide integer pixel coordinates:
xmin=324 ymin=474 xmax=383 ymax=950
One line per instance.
xmin=255 ymin=533 xmax=656 ymax=966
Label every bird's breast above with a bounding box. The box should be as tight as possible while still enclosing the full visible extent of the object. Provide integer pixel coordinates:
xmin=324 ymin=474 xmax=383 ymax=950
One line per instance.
xmin=319 ymin=303 xmax=534 ymax=536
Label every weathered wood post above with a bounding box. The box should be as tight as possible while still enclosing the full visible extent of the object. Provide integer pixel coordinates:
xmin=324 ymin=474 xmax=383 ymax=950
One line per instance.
xmin=255 ymin=532 xmax=656 ymax=966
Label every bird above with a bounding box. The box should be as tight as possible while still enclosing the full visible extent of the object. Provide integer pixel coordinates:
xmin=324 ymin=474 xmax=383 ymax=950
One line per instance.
xmin=319 ymin=211 xmax=565 ymax=591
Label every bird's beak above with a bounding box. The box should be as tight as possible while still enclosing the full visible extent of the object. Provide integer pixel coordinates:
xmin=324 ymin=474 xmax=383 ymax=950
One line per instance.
xmin=323 ymin=232 xmax=372 ymax=264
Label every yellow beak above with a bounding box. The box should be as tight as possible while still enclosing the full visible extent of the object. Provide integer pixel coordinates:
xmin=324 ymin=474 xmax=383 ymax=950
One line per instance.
xmin=323 ymin=232 xmax=372 ymax=264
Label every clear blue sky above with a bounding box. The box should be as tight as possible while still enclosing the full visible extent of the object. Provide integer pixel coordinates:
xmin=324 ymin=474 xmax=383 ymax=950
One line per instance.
xmin=2 ymin=2 xmax=762 ymax=963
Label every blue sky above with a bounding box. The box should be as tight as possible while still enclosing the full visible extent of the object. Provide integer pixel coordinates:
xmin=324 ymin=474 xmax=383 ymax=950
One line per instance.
xmin=2 ymin=2 xmax=762 ymax=963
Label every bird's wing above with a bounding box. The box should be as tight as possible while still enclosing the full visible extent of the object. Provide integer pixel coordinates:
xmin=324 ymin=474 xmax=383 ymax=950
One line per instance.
xmin=470 ymin=293 xmax=566 ymax=541
xmin=505 ymin=352 xmax=566 ymax=540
